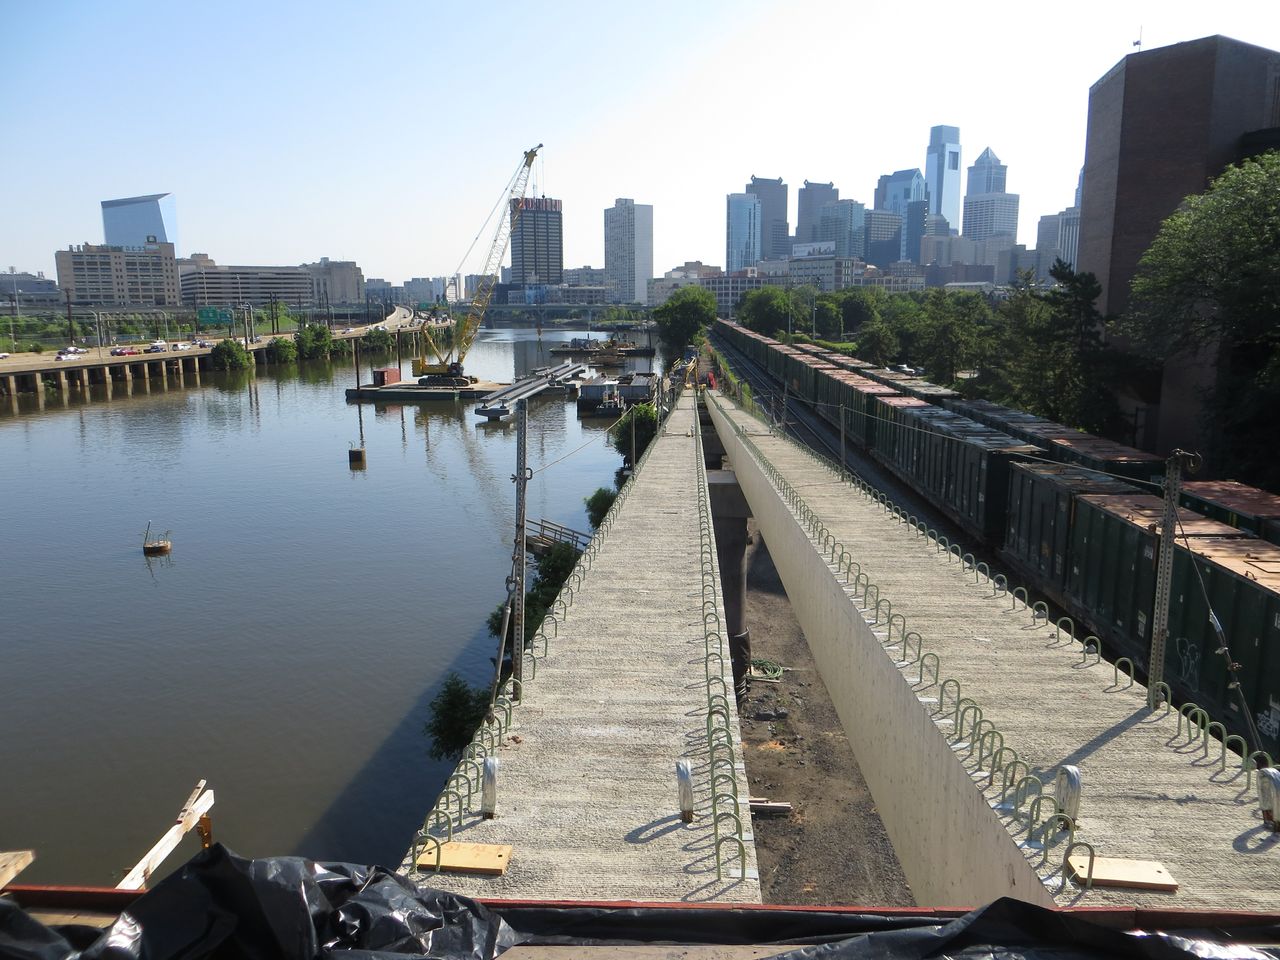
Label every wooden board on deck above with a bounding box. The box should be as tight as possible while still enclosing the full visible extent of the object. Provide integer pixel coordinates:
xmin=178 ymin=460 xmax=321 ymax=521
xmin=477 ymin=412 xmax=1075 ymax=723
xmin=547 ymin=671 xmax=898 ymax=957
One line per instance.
xmin=1067 ymin=855 xmax=1178 ymax=891
xmin=0 ymin=850 xmax=35 ymax=889
xmin=416 ymin=841 xmax=512 ymax=876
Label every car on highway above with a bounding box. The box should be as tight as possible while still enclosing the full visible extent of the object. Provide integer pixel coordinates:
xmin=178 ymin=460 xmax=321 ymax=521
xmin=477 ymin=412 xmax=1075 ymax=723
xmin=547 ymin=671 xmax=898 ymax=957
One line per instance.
xmin=195 ymin=340 xmax=213 ymax=348
xmin=144 ymin=342 xmax=167 ymax=353
xmin=110 ymin=346 xmax=139 ymax=356
xmin=0 ymin=352 xmax=10 ymax=360
xmin=62 ymin=346 xmax=89 ymax=355
xmin=173 ymin=342 xmax=192 ymax=350
xmin=54 ymin=352 xmax=74 ymax=360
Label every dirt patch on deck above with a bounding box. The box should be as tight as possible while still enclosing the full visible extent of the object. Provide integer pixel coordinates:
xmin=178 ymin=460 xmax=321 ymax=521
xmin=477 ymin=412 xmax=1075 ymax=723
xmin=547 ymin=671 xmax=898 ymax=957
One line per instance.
xmin=739 ymin=520 xmax=914 ymax=906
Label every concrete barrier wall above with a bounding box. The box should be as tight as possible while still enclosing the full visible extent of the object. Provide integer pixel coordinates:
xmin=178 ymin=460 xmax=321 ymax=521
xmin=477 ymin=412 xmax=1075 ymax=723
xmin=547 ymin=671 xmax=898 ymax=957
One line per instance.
xmin=709 ymin=400 xmax=1053 ymax=907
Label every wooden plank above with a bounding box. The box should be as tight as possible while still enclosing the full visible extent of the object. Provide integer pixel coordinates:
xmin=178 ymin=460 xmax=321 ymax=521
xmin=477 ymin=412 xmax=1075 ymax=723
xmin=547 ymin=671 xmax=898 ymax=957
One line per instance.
xmin=0 ymin=850 xmax=35 ymax=889
xmin=748 ymin=800 xmax=792 ymax=816
xmin=416 ymin=841 xmax=512 ymax=875
xmin=117 ymin=786 xmax=215 ymax=890
xmin=1067 ymin=856 xmax=1178 ymax=892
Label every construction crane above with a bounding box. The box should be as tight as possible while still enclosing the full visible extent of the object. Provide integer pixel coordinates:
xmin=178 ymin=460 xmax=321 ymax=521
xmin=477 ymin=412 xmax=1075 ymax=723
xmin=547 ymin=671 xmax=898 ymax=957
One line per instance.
xmin=413 ymin=144 xmax=542 ymax=385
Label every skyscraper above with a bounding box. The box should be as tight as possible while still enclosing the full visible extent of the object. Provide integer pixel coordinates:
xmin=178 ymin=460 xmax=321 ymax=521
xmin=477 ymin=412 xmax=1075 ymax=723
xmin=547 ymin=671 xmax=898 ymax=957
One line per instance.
xmin=509 ymin=197 xmax=563 ymax=285
xmin=962 ymin=148 xmax=1019 ymax=242
xmin=816 ymin=199 xmax=865 ymax=259
xmin=746 ymin=176 xmax=789 ymax=260
xmin=924 ymin=126 xmax=961 ymax=232
xmin=874 ymin=169 xmax=928 ymax=260
xmin=863 ymin=211 xmax=903 ymax=268
xmin=796 ymin=181 xmax=838 ymax=244
xmin=725 ymin=193 xmax=762 ymax=272
xmin=603 ymin=198 xmax=654 ymax=304
xmin=101 ymin=193 xmax=177 ymax=250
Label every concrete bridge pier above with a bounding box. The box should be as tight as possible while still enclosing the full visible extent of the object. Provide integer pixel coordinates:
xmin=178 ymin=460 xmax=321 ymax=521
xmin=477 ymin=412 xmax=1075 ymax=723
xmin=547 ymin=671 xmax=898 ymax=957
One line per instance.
xmin=1 ymin=374 xmax=15 ymax=397
xmin=709 ymin=468 xmax=752 ymax=700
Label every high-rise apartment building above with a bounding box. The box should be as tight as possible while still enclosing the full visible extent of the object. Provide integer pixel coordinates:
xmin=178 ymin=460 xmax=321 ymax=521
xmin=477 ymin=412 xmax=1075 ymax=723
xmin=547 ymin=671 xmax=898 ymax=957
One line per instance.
xmin=509 ymin=197 xmax=564 ymax=285
xmin=603 ymin=198 xmax=654 ymax=304
xmin=962 ymin=148 xmax=1020 ymax=242
xmin=746 ymin=176 xmax=789 ymax=260
xmin=101 ymin=194 xmax=177 ymax=250
xmin=816 ymin=199 xmax=865 ymax=259
xmin=725 ymin=193 xmax=762 ymax=273
xmin=796 ymin=180 xmax=838 ymax=243
xmin=924 ymin=126 xmax=961 ymax=233
xmin=56 ymin=241 xmax=179 ymax=306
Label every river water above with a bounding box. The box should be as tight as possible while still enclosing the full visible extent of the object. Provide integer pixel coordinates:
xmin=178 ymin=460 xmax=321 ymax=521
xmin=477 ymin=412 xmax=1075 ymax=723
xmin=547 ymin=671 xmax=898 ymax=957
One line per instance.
xmin=0 ymin=327 xmax=657 ymax=884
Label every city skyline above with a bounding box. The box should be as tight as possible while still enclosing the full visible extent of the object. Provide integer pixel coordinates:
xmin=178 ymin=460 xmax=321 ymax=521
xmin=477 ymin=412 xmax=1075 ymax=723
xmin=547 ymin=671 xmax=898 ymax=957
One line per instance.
xmin=5 ymin=1 xmax=1279 ymax=283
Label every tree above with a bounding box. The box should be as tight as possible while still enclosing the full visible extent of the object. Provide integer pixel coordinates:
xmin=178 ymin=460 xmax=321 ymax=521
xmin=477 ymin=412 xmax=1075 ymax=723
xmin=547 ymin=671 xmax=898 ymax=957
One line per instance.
xmin=296 ymin=323 xmax=334 ymax=360
xmin=1124 ymin=152 xmax=1280 ymax=357
xmin=1121 ymin=151 xmax=1280 ymax=485
xmin=736 ymin=286 xmax=793 ymax=336
xmin=854 ymin=318 xmax=900 ymax=366
xmin=264 ymin=337 xmax=297 ymax=364
xmin=910 ymin=290 xmax=988 ymax=384
xmin=422 ymin=672 xmax=490 ymax=761
xmin=611 ymin=403 xmax=657 ymax=465
xmin=210 ymin=339 xmax=252 ymax=370
xmin=362 ymin=327 xmax=394 ymax=350
xmin=584 ymin=487 xmax=617 ymax=528
xmin=653 ymin=286 xmax=715 ymax=351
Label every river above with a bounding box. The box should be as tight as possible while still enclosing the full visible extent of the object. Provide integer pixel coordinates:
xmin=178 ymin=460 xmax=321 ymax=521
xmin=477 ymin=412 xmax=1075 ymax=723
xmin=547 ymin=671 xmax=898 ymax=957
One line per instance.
xmin=0 ymin=327 xmax=658 ymax=884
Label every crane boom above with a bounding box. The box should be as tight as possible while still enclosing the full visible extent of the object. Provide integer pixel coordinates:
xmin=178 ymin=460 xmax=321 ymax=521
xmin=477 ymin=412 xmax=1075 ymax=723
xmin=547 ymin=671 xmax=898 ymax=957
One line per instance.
xmin=415 ymin=144 xmax=542 ymax=383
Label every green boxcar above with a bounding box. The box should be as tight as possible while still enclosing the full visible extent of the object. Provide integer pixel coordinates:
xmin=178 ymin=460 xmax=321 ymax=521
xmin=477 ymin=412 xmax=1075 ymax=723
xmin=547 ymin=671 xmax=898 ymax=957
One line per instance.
xmin=1180 ymin=480 xmax=1280 ymax=545
xmin=1165 ymin=537 xmax=1280 ymax=758
xmin=1004 ymin=463 xmax=1137 ymax=591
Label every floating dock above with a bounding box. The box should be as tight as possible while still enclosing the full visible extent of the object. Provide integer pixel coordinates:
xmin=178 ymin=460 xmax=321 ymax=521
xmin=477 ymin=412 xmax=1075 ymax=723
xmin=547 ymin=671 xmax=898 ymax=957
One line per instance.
xmin=345 ymin=380 xmax=506 ymax=403
xmin=474 ymin=362 xmax=588 ymax=420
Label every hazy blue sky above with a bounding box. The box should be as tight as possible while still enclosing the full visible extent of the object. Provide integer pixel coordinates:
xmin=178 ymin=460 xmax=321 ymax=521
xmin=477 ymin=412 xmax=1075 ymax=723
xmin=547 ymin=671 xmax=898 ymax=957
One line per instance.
xmin=5 ymin=1 xmax=1278 ymax=283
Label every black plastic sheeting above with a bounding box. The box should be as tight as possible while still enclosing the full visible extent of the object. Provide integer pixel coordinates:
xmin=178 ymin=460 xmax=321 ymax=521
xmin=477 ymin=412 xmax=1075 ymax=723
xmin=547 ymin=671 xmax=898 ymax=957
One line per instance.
xmin=2 ymin=845 xmax=1277 ymax=959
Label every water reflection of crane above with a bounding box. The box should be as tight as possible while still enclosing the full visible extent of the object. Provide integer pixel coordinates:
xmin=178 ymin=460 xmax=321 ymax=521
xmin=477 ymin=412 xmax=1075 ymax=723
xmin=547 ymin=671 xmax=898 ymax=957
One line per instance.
xmin=414 ymin=144 xmax=542 ymax=386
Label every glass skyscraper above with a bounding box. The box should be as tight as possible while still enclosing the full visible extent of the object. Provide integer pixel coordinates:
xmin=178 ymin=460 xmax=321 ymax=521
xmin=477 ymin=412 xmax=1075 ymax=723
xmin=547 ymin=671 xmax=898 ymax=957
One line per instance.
xmin=725 ymin=193 xmax=762 ymax=272
xmin=101 ymin=193 xmax=177 ymax=250
xmin=924 ymin=126 xmax=961 ymax=233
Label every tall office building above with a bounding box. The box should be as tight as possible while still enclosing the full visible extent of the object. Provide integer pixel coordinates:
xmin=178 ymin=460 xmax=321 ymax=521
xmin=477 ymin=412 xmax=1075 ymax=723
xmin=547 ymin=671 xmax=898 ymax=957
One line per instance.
xmin=863 ymin=210 xmax=903 ymax=268
xmin=962 ymin=148 xmax=1020 ymax=242
xmin=746 ymin=176 xmax=789 ymax=260
xmin=875 ymin=169 xmax=928 ymax=261
xmin=924 ymin=126 xmax=962 ymax=232
xmin=1077 ymin=34 xmax=1280 ymax=451
xmin=816 ymin=199 xmax=865 ymax=259
xmin=603 ymin=198 xmax=654 ymax=304
xmin=509 ymin=197 xmax=563 ymax=285
xmin=796 ymin=180 xmax=838 ymax=243
xmin=101 ymin=194 xmax=177 ymax=250
xmin=725 ymin=193 xmax=762 ymax=272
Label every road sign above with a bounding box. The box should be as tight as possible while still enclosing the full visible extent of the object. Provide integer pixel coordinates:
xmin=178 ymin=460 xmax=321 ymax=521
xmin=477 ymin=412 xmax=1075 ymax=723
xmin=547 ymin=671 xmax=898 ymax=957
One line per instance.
xmin=217 ymin=309 xmax=233 ymax=323
xmin=197 ymin=307 xmax=218 ymax=324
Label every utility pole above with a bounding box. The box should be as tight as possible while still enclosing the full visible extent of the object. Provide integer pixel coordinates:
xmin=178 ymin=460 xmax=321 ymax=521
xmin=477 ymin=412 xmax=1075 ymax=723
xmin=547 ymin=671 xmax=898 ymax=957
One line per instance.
xmin=64 ymin=289 xmax=74 ymax=344
xmin=840 ymin=403 xmax=846 ymax=471
xmin=512 ymin=399 xmax=529 ymax=702
xmin=1149 ymin=450 xmax=1191 ymax=708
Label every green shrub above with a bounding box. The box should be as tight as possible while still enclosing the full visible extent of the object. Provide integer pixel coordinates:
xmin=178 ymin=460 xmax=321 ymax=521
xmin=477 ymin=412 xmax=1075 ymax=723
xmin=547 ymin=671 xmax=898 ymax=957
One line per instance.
xmin=362 ymin=327 xmax=394 ymax=350
xmin=28 ymin=342 xmax=44 ymax=353
xmin=296 ymin=324 xmax=334 ymax=360
xmin=584 ymin=487 xmax=617 ymax=529
xmin=422 ymin=672 xmax=490 ymax=761
xmin=264 ymin=337 xmax=297 ymax=364
xmin=211 ymin=339 xmax=252 ymax=370
xmin=611 ymin=403 xmax=657 ymax=465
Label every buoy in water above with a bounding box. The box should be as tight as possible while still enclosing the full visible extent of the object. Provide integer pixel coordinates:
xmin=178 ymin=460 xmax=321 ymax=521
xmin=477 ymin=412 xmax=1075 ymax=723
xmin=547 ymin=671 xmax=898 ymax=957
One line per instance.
xmin=349 ymin=446 xmax=366 ymax=469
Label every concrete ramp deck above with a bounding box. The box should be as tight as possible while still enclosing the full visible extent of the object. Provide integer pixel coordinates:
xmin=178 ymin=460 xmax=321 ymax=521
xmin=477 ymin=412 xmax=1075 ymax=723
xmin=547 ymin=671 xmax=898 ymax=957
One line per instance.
xmin=403 ymin=392 xmax=760 ymax=903
xmin=707 ymin=390 xmax=1278 ymax=911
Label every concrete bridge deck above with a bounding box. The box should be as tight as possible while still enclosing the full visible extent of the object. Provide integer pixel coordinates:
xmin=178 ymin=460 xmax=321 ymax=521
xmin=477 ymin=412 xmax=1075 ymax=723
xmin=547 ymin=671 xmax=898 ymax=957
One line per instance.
xmin=403 ymin=391 xmax=760 ymax=903
xmin=707 ymin=390 xmax=1279 ymax=910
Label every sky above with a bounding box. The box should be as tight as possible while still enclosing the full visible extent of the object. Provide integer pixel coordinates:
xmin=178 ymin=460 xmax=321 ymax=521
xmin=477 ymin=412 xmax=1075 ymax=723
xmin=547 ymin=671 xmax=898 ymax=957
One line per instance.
xmin=5 ymin=0 xmax=1279 ymax=285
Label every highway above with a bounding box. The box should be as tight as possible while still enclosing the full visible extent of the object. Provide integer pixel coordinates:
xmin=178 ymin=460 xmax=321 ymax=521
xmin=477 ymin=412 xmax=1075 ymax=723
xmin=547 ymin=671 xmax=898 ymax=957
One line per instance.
xmin=0 ymin=306 xmax=423 ymax=376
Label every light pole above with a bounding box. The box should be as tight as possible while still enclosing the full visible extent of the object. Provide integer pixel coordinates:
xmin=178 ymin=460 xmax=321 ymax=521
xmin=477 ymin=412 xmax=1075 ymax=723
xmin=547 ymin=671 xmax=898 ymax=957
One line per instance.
xmin=8 ymin=270 xmax=19 ymax=351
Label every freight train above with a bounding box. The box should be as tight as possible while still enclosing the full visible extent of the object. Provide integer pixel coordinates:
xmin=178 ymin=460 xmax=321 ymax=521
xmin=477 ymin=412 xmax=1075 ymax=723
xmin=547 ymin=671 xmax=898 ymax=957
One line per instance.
xmin=712 ymin=318 xmax=1280 ymax=757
